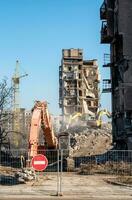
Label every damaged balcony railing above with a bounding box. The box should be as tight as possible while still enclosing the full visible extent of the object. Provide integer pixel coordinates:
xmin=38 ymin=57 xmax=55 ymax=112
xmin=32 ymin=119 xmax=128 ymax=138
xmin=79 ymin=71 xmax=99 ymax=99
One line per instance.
xmin=101 ymin=21 xmax=113 ymax=44
xmin=103 ymin=53 xmax=111 ymax=67
xmin=102 ymin=79 xmax=111 ymax=93
xmin=100 ymin=1 xmax=107 ymax=20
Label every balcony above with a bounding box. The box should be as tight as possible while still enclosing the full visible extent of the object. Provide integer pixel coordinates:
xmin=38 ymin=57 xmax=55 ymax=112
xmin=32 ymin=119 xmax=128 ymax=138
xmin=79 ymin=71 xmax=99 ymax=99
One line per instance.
xmin=59 ymin=66 xmax=62 ymax=71
xmin=63 ymin=55 xmax=83 ymax=60
xmin=59 ymin=71 xmax=62 ymax=79
xmin=100 ymin=1 xmax=107 ymax=20
xmin=102 ymin=79 xmax=111 ymax=93
xmin=59 ymin=99 xmax=62 ymax=108
xmin=101 ymin=21 xmax=113 ymax=44
xmin=103 ymin=53 xmax=111 ymax=67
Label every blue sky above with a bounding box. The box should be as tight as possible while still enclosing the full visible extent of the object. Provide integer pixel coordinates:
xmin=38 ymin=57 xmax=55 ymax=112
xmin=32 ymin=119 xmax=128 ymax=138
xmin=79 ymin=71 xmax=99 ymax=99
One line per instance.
xmin=0 ymin=0 xmax=111 ymax=115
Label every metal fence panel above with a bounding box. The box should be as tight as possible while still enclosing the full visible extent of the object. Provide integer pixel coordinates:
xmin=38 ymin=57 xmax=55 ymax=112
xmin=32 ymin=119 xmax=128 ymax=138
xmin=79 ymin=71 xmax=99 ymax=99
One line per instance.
xmin=60 ymin=150 xmax=132 ymax=195
xmin=0 ymin=149 xmax=61 ymax=196
xmin=0 ymin=149 xmax=132 ymax=197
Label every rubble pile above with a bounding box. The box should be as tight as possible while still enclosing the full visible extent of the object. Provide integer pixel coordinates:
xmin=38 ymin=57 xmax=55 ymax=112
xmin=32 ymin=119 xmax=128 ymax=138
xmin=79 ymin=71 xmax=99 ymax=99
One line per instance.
xmin=68 ymin=123 xmax=112 ymax=157
xmin=79 ymin=161 xmax=132 ymax=176
xmin=79 ymin=163 xmax=97 ymax=175
xmin=0 ymin=166 xmax=15 ymax=176
xmin=15 ymin=168 xmax=36 ymax=183
xmin=0 ymin=166 xmax=36 ymax=185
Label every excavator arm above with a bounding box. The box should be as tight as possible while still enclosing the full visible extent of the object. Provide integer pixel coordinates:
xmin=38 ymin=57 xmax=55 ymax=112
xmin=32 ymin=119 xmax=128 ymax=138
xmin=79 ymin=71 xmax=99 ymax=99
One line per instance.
xmin=96 ymin=109 xmax=111 ymax=127
xmin=29 ymin=101 xmax=58 ymax=157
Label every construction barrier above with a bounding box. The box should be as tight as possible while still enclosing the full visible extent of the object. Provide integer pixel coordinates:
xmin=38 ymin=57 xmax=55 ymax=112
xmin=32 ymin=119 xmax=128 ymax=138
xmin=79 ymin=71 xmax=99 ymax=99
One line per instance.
xmin=0 ymin=150 xmax=132 ymax=197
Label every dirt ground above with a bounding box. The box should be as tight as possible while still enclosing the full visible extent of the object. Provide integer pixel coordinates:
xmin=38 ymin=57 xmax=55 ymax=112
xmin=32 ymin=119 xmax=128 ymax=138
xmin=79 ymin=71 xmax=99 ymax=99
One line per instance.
xmin=0 ymin=173 xmax=132 ymax=200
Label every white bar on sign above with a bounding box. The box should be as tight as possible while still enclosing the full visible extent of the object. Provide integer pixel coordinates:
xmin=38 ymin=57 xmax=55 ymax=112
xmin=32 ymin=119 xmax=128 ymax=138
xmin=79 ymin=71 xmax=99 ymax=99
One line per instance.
xmin=34 ymin=161 xmax=45 ymax=165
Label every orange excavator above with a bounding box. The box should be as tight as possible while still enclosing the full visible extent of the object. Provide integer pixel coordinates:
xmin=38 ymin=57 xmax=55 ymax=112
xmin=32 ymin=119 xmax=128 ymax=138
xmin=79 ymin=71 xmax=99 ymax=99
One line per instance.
xmin=28 ymin=101 xmax=58 ymax=157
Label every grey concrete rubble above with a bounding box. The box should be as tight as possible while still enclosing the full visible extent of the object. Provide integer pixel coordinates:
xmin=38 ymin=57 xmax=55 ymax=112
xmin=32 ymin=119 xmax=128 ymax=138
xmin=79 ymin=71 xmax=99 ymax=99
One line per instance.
xmin=15 ymin=168 xmax=36 ymax=183
xmin=68 ymin=123 xmax=112 ymax=157
xmin=0 ymin=167 xmax=36 ymax=185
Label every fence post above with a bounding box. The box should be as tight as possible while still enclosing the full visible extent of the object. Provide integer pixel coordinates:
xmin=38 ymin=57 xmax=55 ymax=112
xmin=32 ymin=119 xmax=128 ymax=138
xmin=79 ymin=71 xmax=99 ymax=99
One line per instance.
xmin=56 ymin=149 xmax=63 ymax=196
xmin=60 ymin=149 xmax=63 ymax=196
xmin=0 ymin=144 xmax=2 ymax=165
xmin=57 ymin=149 xmax=59 ymax=195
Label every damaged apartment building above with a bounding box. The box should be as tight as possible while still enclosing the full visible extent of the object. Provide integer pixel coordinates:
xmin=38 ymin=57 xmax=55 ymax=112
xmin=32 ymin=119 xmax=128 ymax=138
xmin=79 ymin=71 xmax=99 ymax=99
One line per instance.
xmin=59 ymin=48 xmax=100 ymax=122
xmin=2 ymin=109 xmax=31 ymax=149
xmin=100 ymin=0 xmax=132 ymax=149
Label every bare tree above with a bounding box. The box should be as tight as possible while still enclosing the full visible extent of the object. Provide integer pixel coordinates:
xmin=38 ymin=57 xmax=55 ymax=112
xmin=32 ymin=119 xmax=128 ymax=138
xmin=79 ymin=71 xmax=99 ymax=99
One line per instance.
xmin=0 ymin=127 xmax=10 ymax=150
xmin=0 ymin=79 xmax=13 ymax=151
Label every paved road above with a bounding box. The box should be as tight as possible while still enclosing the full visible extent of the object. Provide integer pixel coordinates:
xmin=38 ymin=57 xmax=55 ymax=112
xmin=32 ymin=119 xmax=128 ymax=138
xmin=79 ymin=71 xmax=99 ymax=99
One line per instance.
xmin=0 ymin=173 xmax=132 ymax=200
xmin=0 ymin=197 xmax=132 ymax=200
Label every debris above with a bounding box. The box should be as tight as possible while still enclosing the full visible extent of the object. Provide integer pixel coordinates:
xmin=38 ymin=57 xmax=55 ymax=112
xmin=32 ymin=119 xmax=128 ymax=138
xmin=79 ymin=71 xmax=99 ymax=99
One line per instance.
xmin=15 ymin=168 xmax=36 ymax=183
xmin=79 ymin=163 xmax=96 ymax=175
xmin=78 ymin=161 xmax=132 ymax=176
xmin=68 ymin=123 xmax=112 ymax=157
xmin=67 ymin=157 xmax=75 ymax=172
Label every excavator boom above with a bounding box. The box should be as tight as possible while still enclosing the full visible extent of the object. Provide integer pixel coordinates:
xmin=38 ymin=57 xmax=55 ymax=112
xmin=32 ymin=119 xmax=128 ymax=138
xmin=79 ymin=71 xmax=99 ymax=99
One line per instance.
xmin=96 ymin=109 xmax=111 ymax=127
xmin=29 ymin=101 xmax=58 ymax=157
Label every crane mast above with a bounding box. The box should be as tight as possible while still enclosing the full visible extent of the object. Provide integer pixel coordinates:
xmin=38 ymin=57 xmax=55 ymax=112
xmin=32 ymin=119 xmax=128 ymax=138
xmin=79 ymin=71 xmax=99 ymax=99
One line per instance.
xmin=12 ymin=60 xmax=28 ymax=147
xmin=12 ymin=60 xmax=28 ymax=111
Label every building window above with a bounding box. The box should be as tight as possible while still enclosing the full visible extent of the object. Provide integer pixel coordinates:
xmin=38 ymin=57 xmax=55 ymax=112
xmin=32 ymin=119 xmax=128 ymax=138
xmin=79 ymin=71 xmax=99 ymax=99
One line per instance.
xmin=78 ymin=65 xmax=82 ymax=70
xmin=68 ymin=66 xmax=71 ymax=71
xmin=79 ymin=73 xmax=81 ymax=79
xmin=79 ymin=90 xmax=82 ymax=96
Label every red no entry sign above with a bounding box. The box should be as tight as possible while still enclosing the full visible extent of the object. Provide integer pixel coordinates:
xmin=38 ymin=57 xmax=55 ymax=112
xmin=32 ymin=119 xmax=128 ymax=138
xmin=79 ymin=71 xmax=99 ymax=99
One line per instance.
xmin=31 ymin=154 xmax=48 ymax=171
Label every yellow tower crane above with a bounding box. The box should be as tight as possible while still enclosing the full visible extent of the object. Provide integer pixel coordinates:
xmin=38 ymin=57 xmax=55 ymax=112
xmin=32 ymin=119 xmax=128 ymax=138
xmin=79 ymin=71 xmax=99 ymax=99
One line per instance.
xmin=12 ymin=60 xmax=28 ymax=111
xmin=12 ymin=60 xmax=28 ymax=147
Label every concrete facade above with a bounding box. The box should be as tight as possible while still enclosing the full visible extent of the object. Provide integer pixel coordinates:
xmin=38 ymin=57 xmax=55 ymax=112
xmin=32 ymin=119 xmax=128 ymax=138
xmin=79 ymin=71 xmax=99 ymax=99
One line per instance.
xmin=100 ymin=0 xmax=132 ymax=149
xmin=3 ymin=109 xmax=31 ymax=149
xmin=59 ymin=49 xmax=100 ymax=123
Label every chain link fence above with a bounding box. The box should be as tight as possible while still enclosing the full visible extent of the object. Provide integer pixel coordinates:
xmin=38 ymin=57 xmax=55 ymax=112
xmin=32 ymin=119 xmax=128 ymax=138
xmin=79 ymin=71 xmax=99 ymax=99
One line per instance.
xmin=0 ymin=149 xmax=63 ymax=196
xmin=71 ymin=150 xmax=132 ymax=175
xmin=0 ymin=149 xmax=132 ymax=196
